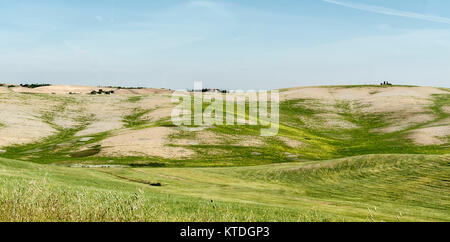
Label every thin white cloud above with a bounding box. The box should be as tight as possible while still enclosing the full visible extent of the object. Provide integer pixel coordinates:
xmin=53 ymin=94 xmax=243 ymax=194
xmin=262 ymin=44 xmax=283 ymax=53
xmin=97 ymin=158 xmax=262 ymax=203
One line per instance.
xmin=323 ymin=0 xmax=450 ymax=24
xmin=95 ymin=16 xmax=103 ymax=22
xmin=185 ymin=0 xmax=232 ymax=17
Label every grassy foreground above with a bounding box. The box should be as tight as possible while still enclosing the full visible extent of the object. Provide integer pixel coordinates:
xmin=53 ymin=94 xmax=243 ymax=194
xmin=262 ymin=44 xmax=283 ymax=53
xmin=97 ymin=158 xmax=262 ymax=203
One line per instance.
xmin=1 ymin=154 xmax=449 ymax=222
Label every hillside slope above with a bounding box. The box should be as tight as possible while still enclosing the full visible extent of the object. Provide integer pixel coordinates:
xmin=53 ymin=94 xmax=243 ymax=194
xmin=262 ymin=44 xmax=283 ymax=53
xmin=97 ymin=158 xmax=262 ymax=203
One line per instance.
xmin=0 ymin=85 xmax=448 ymax=167
xmin=0 ymin=85 xmax=448 ymax=221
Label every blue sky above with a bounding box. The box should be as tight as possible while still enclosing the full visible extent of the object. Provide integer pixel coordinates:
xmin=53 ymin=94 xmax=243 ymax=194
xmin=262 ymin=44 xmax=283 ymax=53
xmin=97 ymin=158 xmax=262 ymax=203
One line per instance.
xmin=1 ymin=0 xmax=449 ymax=89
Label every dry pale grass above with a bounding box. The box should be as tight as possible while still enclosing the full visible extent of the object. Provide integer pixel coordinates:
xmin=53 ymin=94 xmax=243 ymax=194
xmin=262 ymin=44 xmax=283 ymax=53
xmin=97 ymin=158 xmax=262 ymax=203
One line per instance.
xmin=443 ymin=106 xmax=450 ymax=114
xmin=11 ymin=85 xmax=108 ymax=94
xmin=278 ymin=137 xmax=303 ymax=148
xmin=0 ymin=95 xmax=56 ymax=147
xmin=0 ymin=87 xmax=9 ymax=94
xmin=99 ymin=127 xmax=194 ymax=159
xmin=173 ymin=131 xmax=265 ymax=147
xmin=282 ymin=86 xmax=447 ymax=136
xmin=141 ymin=107 xmax=174 ymax=122
xmin=77 ymin=94 xmax=173 ymax=136
xmin=408 ymin=125 xmax=450 ymax=145
xmin=114 ymin=88 xmax=172 ymax=95
xmin=76 ymin=95 xmax=129 ymax=136
xmin=4 ymin=84 xmax=172 ymax=95
xmin=376 ymin=113 xmax=434 ymax=133
xmin=0 ymin=85 xmax=447 ymax=156
xmin=315 ymin=113 xmax=358 ymax=129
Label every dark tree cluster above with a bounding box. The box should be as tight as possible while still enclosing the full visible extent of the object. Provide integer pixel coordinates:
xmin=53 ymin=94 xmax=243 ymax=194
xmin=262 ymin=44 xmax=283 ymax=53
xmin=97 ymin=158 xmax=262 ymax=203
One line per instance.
xmin=90 ymin=89 xmax=115 ymax=95
xmin=189 ymin=88 xmax=228 ymax=93
xmin=20 ymin=83 xmax=51 ymax=89
xmin=380 ymin=81 xmax=393 ymax=86
xmin=102 ymin=86 xmax=145 ymax=90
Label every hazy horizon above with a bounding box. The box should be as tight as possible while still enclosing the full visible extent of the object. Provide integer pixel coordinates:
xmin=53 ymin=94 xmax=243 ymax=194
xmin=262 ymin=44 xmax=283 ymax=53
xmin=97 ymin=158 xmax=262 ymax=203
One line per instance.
xmin=1 ymin=0 xmax=450 ymax=89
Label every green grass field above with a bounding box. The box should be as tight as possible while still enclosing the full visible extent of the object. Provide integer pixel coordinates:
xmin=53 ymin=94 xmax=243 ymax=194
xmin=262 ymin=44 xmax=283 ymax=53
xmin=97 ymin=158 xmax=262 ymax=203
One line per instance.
xmin=1 ymin=154 xmax=448 ymax=221
xmin=0 ymin=86 xmax=449 ymax=222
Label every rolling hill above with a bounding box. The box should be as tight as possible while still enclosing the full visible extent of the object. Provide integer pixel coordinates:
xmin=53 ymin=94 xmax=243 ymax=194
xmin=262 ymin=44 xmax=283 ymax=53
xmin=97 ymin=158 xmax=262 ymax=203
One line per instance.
xmin=0 ymin=84 xmax=448 ymax=221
